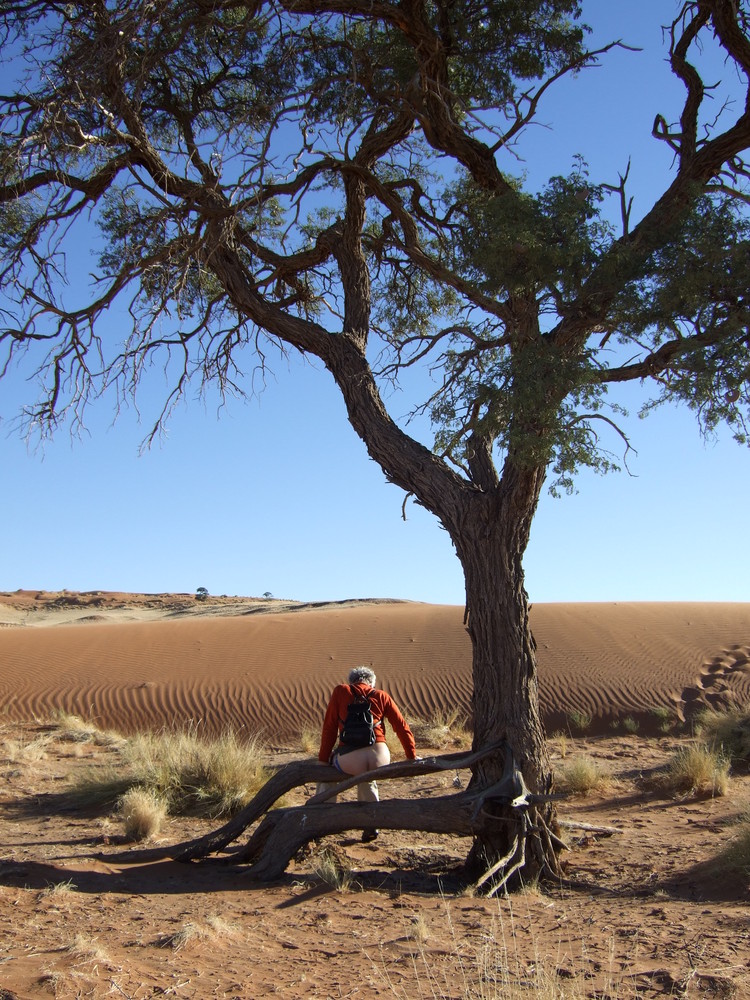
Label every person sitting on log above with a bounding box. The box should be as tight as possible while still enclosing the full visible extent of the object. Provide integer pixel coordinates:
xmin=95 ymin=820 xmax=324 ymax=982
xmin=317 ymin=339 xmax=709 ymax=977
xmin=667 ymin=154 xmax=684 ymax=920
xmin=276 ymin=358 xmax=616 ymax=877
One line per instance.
xmin=318 ymin=665 xmax=417 ymax=842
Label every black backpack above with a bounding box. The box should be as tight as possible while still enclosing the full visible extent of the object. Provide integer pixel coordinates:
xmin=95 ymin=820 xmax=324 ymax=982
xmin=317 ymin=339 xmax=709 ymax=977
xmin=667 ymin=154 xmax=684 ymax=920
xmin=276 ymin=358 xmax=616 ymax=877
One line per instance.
xmin=340 ymin=689 xmax=377 ymax=748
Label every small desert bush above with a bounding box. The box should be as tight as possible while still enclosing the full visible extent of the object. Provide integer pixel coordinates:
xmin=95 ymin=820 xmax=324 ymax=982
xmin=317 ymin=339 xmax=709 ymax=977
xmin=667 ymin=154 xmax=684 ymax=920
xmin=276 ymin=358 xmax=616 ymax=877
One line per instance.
xmin=654 ymin=743 xmax=730 ymax=798
xmin=620 ymin=715 xmax=639 ymax=734
xmin=118 ymin=786 xmax=168 ymax=841
xmin=566 ymin=709 xmax=592 ymax=735
xmin=649 ymin=704 xmax=678 ymax=733
xmin=410 ymin=709 xmax=472 ymax=750
xmin=555 ymin=755 xmax=609 ymax=797
xmin=695 ymin=703 xmax=750 ymax=770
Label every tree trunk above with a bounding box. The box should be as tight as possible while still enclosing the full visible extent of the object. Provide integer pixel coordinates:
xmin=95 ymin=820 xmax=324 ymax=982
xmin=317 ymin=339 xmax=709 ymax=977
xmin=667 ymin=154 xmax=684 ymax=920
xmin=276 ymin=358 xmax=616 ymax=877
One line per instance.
xmin=450 ymin=459 xmax=560 ymax=884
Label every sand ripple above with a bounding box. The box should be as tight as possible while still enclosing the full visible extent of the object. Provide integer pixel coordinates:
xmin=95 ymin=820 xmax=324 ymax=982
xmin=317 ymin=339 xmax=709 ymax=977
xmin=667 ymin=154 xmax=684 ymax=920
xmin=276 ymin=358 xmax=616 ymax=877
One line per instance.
xmin=0 ymin=601 xmax=748 ymax=741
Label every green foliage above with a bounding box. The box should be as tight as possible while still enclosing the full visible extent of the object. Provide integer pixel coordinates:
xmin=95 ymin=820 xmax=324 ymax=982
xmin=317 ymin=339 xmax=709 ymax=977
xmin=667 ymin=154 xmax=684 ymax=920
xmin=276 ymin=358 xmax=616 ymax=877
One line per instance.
xmin=0 ymin=0 xmax=749 ymax=497
xmin=450 ymin=160 xmax=612 ymax=299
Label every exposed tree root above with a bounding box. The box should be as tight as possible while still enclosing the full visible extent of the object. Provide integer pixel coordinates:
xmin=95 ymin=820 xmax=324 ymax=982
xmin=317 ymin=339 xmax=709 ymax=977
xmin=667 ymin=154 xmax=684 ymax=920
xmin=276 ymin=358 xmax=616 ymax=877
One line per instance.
xmin=121 ymin=741 xmax=562 ymax=892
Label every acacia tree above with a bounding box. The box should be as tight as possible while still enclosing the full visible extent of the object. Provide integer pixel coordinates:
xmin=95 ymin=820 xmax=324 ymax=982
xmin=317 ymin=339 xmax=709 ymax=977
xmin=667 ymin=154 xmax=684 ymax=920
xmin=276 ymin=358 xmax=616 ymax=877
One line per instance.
xmin=2 ymin=1 xmax=750 ymax=882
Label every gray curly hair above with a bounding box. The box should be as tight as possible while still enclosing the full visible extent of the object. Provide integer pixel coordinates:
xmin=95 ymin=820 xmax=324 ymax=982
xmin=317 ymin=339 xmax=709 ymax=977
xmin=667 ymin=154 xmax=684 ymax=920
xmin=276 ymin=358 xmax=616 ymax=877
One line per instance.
xmin=348 ymin=665 xmax=376 ymax=687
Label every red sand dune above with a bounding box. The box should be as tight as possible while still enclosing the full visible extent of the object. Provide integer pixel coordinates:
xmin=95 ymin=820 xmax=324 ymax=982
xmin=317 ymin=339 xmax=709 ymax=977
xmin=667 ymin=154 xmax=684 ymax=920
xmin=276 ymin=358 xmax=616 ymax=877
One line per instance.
xmin=0 ymin=592 xmax=748 ymax=742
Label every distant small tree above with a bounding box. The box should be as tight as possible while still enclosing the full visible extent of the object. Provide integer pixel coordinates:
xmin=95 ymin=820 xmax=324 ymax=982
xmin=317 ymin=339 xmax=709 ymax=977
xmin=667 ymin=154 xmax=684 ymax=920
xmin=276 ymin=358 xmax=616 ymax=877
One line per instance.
xmin=196 ymin=587 xmax=209 ymax=603
xmin=262 ymin=592 xmax=274 ymax=600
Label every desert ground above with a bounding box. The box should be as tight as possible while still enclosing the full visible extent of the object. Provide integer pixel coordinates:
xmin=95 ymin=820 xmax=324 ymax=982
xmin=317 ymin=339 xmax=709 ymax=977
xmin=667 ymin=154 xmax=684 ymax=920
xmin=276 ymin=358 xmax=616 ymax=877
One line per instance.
xmin=1 ymin=590 xmax=749 ymax=999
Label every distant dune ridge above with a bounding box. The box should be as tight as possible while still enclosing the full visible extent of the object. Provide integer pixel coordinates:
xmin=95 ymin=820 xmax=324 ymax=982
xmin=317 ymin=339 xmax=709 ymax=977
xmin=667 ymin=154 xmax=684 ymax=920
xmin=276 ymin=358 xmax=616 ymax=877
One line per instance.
xmin=0 ymin=591 xmax=748 ymax=742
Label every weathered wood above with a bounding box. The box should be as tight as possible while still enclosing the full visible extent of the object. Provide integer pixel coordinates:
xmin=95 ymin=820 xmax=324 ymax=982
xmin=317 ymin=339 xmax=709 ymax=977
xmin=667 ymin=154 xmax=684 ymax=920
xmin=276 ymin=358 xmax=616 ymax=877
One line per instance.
xmin=110 ymin=744 xmax=506 ymax=865
xmin=236 ymin=792 xmax=479 ymax=879
xmin=172 ymin=759 xmax=341 ymax=861
xmin=307 ymin=741 xmax=508 ymax=804
xmin=234 ymin=743 xmax=558 ymax=882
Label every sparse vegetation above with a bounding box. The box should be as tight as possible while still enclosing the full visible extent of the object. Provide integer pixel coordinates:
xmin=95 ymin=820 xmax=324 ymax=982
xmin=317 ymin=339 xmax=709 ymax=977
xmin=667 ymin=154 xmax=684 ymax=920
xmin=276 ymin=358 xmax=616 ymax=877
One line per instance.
xmin=2 ymin=731 xmax=51 ymax=763
xmin=410 ymin=709 xmax=472 ymax=750
xmin=556 ymin=756 xmax=610 ymax=797
xmin=695 ymin=703 xmax=750 ymax=770
xmin=651 ymin=743 xmax=730 ymax=798
xmin=649 ymin=705 xmax=678 ymax=734
xmin=408 ymin=913 xmax=431 ymax=945
xmin=48 ymin=709 xmax=123 ymax=747
xmin=159 ymin=914 xmax=241 ymax=951
xmin=58 ymin=715 xmax=268 ymax=817
xmin=566 ymin=710 xmax=592 ymax=736
xmin=299 ymin=724 xmax=322 ymax=756
xmin=1 ymin=715 xmax=749 ymax=998
xmin=38 ymin=879 xmax=76 ymax=900
xmin=66 ymin=933 xmax=112 ymax=965
xmin=713 ymin=819 xmax=750 ymax=877
xmin=309 ymin=848 xmax=355 ymax=891
xmin=118 ymin=786 xmax=168 ymax=841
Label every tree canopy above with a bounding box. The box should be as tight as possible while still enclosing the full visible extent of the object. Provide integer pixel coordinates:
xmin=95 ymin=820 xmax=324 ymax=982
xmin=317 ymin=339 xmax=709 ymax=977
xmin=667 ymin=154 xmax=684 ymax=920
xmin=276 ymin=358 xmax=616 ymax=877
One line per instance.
xmin=1 ymin=1 xmax=748 ymax=482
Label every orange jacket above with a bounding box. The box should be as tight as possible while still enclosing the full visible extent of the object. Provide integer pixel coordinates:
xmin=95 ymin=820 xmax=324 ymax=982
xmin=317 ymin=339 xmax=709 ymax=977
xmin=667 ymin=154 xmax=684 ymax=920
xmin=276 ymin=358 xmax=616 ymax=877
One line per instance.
xmin=319 ymin=682 xmax=417 ymax=763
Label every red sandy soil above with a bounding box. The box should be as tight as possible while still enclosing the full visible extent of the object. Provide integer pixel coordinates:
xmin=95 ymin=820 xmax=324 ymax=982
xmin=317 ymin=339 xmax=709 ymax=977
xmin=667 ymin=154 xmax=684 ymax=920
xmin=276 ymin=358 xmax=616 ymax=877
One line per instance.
xmin=1 ymin=591 xmax=749 ymax=999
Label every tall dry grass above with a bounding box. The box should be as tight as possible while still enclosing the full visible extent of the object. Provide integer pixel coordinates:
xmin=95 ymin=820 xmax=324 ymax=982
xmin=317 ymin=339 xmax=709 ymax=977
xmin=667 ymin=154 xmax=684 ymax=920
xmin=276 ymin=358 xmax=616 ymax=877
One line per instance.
xmin=118 ymin=786 xmax=168 ymax=841
xmin=369 ymin=892 xmax=651 ymax=999
xmin=410 ymin=709 xmax=472 ymax=750
xmin=60 ymin=716 xmax=269 ymax=817
xmin=695 ymin=703 xmax=750 ymax=770
xmin=555 ymin=755 xmax=610 ymax=797
xmin=651 ymin=743 xmax=730 ymax=798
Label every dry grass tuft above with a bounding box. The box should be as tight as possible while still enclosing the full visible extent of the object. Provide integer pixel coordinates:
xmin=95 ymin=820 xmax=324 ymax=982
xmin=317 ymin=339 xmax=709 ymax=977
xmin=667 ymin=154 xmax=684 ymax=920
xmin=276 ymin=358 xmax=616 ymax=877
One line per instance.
xmin=66 ymin=933 xmax=112 ymax=965
xmin=407 ymin=913 xmax=431 ymax=944
xmin=118 ymin=786 xmax=168 ymax=841
xmin=49 ymin=710 xmax=123 ymax=747
xmin=410 ymin=709 xmax=472 ymax=750
xmin=161 ymin=915 xmax=242 ymax=951
xmin=555 ymin=755 xmax=610 ymax=797
xmin=652 ymin=743 xmax=730 ymax=798
xmin=695 ymin=703 xmax=750 ymax=770
xmin=70 ymin=725 xmax=269 ymax=817
xmin=717 ymin=820 xmax=750 ymax=876
xmin=298 ymin=724 xmax=321 ymax=756
xmin=1 ymin=731 xmax=52 ymax=764
xmin=38 ymin=878 xmax=76 ymax=901
xmin=309 ymin=847 xmax=355 ymax=891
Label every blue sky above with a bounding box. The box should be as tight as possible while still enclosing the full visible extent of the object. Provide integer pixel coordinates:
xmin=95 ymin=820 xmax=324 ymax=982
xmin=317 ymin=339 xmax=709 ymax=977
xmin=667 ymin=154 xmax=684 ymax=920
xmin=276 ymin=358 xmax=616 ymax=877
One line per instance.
xmin=1 ymin=1 xmax=748 ymax=605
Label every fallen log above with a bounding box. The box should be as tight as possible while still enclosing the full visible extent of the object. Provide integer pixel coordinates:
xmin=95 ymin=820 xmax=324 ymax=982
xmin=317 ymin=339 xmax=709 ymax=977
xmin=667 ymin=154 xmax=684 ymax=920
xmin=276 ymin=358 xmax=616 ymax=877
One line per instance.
xmin=163 ymin=743 xmax=506 ymax=862
xmin=233 ymin=741 xmax=558 ymax=882
xmin=235 ymin=792 xmax=479 ymax=879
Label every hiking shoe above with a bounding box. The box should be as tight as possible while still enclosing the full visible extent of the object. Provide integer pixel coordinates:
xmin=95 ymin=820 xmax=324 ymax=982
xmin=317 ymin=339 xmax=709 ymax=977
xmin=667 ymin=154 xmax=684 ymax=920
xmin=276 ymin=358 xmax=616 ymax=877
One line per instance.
xmin=361 ymin=828 xmax=379 ymax=843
